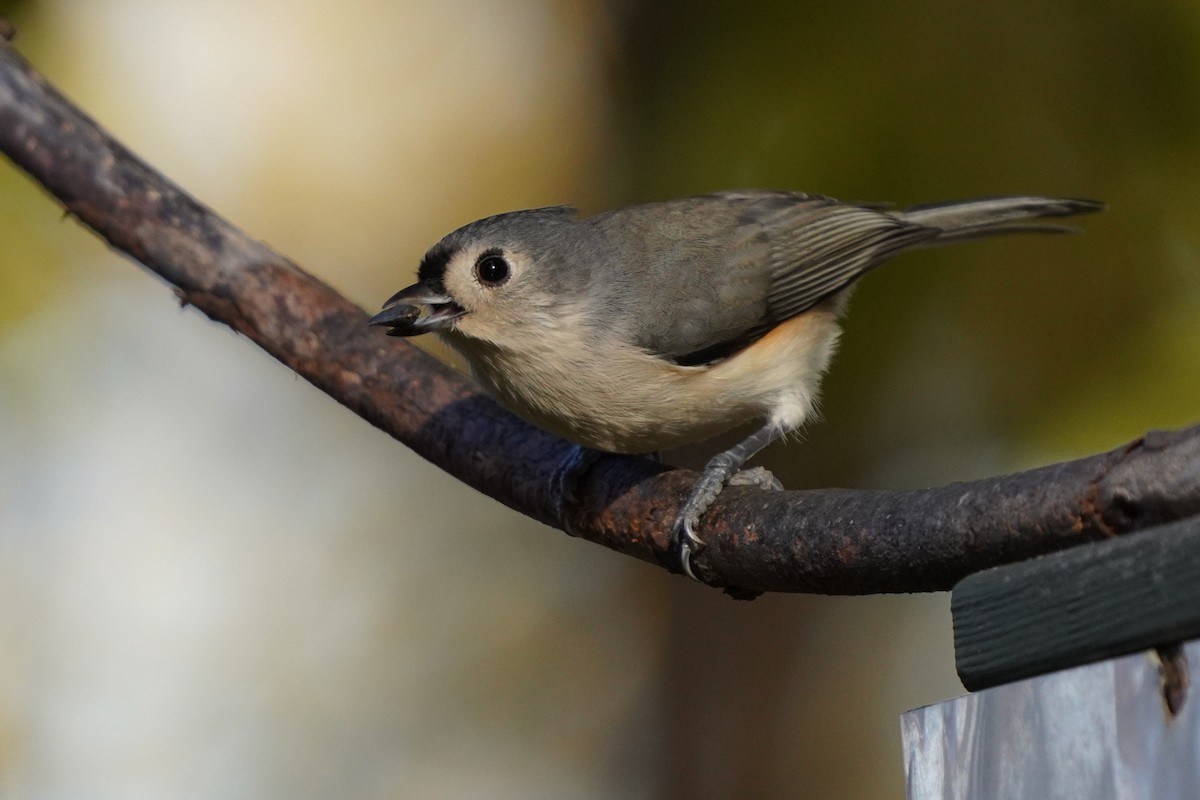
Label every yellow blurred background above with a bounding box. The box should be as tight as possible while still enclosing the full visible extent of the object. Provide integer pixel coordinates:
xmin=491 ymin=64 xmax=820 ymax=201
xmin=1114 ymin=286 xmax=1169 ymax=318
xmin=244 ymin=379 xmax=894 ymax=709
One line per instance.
xmin=1 ymin=1 xmax=1197 ymax=798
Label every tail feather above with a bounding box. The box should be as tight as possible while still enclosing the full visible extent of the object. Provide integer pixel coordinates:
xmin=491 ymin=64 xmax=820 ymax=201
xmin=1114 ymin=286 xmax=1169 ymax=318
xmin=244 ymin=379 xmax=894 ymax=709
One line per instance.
xmin=899 ymin=196 xmax=1104 ymax=243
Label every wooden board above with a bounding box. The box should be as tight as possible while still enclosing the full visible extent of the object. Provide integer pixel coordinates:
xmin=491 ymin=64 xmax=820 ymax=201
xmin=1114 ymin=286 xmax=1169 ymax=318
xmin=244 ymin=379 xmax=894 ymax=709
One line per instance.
xmin=953 ymin=515 xmax=1200 ymax=691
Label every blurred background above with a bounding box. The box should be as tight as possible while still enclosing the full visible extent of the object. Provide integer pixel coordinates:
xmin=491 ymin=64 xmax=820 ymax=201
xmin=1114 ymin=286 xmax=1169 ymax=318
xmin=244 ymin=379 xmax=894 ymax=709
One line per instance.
xmin=0 ymin=0 xmax=1197 ymax=797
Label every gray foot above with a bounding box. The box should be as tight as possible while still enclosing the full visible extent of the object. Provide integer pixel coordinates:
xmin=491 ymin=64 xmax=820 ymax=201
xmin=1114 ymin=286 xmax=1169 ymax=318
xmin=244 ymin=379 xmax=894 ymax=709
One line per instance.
xmin=672 ymin=462 xmax=782 ymax=581
xmin=729 ymin=466 xmax=783 ymax=491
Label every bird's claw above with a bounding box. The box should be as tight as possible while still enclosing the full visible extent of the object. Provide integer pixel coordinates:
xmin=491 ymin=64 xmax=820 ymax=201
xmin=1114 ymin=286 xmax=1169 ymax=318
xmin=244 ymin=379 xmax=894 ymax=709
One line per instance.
xmin=675 ymin=514 xmax=705 ymax=581
xmin=670 ymin=465 xmax=782 ymax=583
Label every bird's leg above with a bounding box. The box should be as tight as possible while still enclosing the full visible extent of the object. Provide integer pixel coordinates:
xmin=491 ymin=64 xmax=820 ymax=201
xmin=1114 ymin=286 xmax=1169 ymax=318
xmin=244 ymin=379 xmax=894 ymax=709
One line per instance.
xmin=672 ymin=423 xmax=784 ymax=581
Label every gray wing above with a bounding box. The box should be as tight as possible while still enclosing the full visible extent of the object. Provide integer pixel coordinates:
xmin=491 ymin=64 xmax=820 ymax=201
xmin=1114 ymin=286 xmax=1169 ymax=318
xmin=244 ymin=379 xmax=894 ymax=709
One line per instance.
xmin=609 ymin=192 xmax=936 ymax=365
xmin=740 ymin=192 xmax=937 ymax=329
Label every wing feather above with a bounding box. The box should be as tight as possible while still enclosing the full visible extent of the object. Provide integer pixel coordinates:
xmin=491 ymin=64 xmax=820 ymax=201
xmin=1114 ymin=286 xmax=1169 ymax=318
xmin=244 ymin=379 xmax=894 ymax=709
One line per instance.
xmin=668 ymin=195 xmax=934 ymax=364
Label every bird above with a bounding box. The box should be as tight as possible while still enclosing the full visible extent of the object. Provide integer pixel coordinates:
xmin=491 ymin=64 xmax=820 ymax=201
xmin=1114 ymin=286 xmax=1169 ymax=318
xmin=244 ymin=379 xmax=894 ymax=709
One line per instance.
xmin=369 ymin=190 xmax=1102 ymax=581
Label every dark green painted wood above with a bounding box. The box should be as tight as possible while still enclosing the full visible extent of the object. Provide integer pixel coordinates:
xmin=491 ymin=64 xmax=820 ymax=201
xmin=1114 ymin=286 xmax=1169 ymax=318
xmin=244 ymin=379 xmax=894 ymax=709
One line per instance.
xmin=953 ymin=515 xmax=1200 ymax=691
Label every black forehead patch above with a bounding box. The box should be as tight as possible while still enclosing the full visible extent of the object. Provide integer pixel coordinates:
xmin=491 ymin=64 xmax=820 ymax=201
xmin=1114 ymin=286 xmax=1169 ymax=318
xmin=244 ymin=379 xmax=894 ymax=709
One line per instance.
xmin=417 ymin=244 xmax=455 ymax=295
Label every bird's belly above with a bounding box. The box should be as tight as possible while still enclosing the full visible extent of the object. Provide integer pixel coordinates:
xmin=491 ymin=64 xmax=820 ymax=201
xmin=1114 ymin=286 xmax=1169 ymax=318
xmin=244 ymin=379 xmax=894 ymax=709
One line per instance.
xmin=448 ymin=310 xmax=841 ymax=454
xmin=470 ymin=355 xmax=752 ymax=454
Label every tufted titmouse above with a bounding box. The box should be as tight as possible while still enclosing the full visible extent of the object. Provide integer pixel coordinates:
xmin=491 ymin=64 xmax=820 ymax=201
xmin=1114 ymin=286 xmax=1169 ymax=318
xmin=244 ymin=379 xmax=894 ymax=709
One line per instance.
xmin=370 ymin=191 xmax=1101 ymax=581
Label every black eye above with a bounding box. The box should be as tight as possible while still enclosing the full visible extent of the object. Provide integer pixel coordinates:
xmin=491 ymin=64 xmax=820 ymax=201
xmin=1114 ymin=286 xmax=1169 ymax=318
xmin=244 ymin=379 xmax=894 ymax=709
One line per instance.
xmin=475 ymin=253 xmax=510 ymax=287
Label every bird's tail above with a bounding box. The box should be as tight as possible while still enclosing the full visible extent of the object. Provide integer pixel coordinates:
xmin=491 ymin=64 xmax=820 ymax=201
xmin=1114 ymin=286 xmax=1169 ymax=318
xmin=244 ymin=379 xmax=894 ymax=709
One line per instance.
xmin=900 ymin=196 xmax=1104 ymax=243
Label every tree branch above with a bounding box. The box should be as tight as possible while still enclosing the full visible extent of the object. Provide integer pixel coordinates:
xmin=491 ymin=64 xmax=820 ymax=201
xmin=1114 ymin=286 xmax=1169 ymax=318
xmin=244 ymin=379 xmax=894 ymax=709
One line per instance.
xmin=2 ymin=32 xmax=1197 ymax=596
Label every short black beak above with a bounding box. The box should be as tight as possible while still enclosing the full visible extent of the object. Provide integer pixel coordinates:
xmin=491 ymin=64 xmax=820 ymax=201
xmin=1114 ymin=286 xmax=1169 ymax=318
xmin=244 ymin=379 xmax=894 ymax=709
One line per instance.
xmin=368 ymin=282 xmax=465 ymax=337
